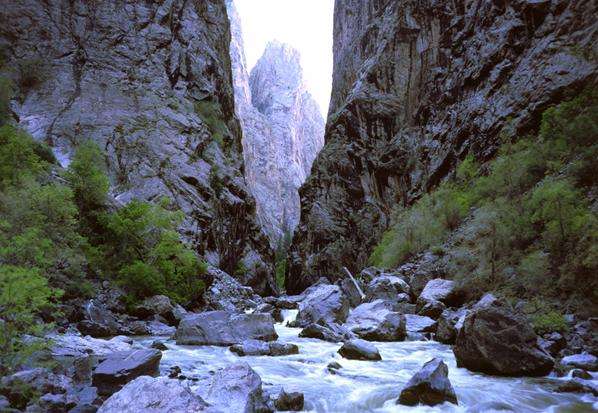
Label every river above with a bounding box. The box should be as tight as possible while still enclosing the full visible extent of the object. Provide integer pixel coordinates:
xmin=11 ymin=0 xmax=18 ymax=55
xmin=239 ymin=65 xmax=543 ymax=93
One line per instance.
xmin=135 ymin=310 xmax=598 ymax=412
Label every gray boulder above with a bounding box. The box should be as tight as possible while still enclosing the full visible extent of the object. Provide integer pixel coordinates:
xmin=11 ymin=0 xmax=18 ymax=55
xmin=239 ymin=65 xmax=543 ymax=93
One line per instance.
xmin=417 ymin=300 xmax=446 ymax=319
xmin=175 ymin=311 xmax=277 ymax=346
xmin=338 ymin=339 xmax=382 ymax=361
xmin=339 ymin=278 xmax=364 ymax=307
xmin=77 ymin=300 xmax=126 ymax=338
xmin=294 ymin=283 xmax=349 ymax=327
xmin=97 ymin=376 xmax=211 ymax=412
xmin=299 ymin=322 xmax=354 ymax=343
xmin=398 ymin=358 xmax=458 ymax=406
xmin=365 ymin=275 xmax=411 ymax=303
xmin=132 ymin=295 xmax=176 ymax=325
xmin=50 ymin=334 xmax=133 ymax=358
xmin=416 ymin=279 xmax=462 ymax=313
xmin=254 ymin=303 xmax=283 ymax=323
xmin=555 ymin=378 xmax=598 ymax=396
xmin=199 ymin=362 xmax=271 ymax=412
xmin=203 ymin=267 xmax=262 ymax=313
xmin=274 ymin=389 xmax=304 ymax=411
xmin=405 ymin=315 xmax=437 ymax=335
xmin=436 ymin=309 xmax=468 ymax=344
xmin=560 ymin=353 xmax=598 ymax=371
xmin=230 ymin=340 xmax=298 ymax=357
xmin=345 ymin=300 xmax=406 ymax=341
xmin=92 ymin=349 xmax=162 ymax=396
xmin=453 ymin=295 xmax=554 ymax=376
xmin=147 ymin=320 xmax=176 ymax=337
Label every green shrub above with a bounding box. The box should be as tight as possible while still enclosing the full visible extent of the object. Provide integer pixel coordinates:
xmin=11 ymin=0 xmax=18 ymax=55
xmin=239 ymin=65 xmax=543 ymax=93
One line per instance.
xmin=194 ymin=100 xmax=229 ymax=147
xmin=0 ymin=76 xmax=13 ymax=125
xmin=0 ymin=265 xmax=61 ymax=374
xmin=532 ymin=310 xmax=568 ymax=335
xmin=66 ymin=140 xmax=110 ymax=211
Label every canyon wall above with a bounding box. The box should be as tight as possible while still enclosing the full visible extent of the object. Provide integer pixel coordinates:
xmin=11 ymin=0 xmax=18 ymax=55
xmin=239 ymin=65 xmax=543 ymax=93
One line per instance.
xmin=288 ymin=0 xmax=598 ymax=293
xmin=227 ymin=1 xmax=325 ymax=245
xmin=0 ymin=0 xmax=275 ymax=294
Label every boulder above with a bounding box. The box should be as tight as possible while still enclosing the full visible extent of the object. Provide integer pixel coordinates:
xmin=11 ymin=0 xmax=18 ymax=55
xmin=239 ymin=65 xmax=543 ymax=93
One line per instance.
xmin=417 ymin=300 xmax=446 ymax=319
xmin=150 ymin=340 xmax=168 ymax=351
xmin=0 ymin=368 xmax=72 ymax=410
xmin=453 ymin=295 xmax=554 ymax=376
xmin=571 ymin=369 xmax=592 ymax=380
xmin=339 ymin=278 xmax=364 ymax=307
xmin=51 ymin=334 xmax=133 ymax=358
xmin=345 ymin=300 xmax=406 ymax=341
xmin=198 ymin=362 xmax=270 ymax=412
xmin=255 ymin=303 xmax=283 ymax=323
xmin=97 ymin=377 xmax=210 ymax=412
xmin=176 ymin=311 xmax=277 ymax=346
xmin=405 ymin=315 xmax=437 ymax=334
xmin=203 ymin=267 xmax=262 ymax=313
xmin=436 ymin=309 xmax=468 ymax=344
xmin=365 ymin=275 xmax=410 ymax=303
xmin=270 ymin=295 xmax=303 ymax=309
xmin=147 ymin=320 xmax=176 ymax=336
xmin=538 ymin=332 xmax=566 ymax=357
xmin=92 ymin=349 xmax=162 ymax=396
xmin=230 ymin=340 xmax=298 ymax=357
xmin=294 ymin=283 xmax=349 ymax=327
xmin=274 ymin=389 xmax=304 ymax=411
xmin=338 ymin=339 xmax=381 ymax=361
xmin=560 ymin=353 xmax=598 ymax=371
xmin=397 ymin=358 xmax=458 ymax=406
xmin=416 ymin=279 xmax=462 ymax=313
xmin=555 ymin=378 xmax=598 ymax=396
xmin=78 ymin=300 xmax=126 ymax=337
xmin=128 ymin=321 xmax=150 ymax=336
xmin=299 ymin=322 xmax=354 ymax=343
xmin=132 ymin=295 xmax=176 ymax=325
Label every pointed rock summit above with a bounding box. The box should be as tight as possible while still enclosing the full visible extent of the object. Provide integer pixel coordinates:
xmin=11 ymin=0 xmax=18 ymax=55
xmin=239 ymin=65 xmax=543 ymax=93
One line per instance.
xmin=227 ymin=1 xmax=325 ymax=245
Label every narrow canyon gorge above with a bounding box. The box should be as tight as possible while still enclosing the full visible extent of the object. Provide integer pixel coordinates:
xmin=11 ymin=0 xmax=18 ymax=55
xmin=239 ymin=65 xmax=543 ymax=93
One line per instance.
xmin=0 ymin=0 xmax=596 ymax=412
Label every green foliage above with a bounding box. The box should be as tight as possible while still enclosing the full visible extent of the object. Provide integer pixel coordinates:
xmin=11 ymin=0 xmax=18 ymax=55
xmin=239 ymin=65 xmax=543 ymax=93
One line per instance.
xmin=532 ymin=310 xmax=568 ymax=335
xmin=100 ymin=199 xmax=207 ymax=304
xmin=194 ymin=100 xmax=229 ymax=147
xmin=0 ymin=76 xmax=13 ymax=125
xmin=369 ymin=89 xmax=598 ymax=308
xmin=0 ymin=265 xmax=61 ymax=374
xmin=0 ymin=125 xmax=52 ymax=189
xmin=66 ymin=140 xmax=110 ymax=212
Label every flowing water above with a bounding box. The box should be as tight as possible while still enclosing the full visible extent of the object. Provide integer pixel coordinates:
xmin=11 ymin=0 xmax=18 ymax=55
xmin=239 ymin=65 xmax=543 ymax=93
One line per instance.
xmin=136 ymin=310 xmax=598 ymax=412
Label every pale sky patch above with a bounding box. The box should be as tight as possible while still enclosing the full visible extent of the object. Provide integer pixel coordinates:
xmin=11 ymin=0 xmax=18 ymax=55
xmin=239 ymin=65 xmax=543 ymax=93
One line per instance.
xmin=234 ymin=0 xmax=335 ymax=117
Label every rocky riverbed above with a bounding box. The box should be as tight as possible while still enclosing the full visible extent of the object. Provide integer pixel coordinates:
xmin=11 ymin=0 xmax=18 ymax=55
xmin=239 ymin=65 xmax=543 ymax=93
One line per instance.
xmin=1 ymin=269 xmax=596 ymax=412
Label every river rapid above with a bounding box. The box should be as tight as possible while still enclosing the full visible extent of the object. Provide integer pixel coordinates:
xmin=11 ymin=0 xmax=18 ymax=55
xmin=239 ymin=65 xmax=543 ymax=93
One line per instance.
xmin=135 ymin=310 xmax=598 ymax=412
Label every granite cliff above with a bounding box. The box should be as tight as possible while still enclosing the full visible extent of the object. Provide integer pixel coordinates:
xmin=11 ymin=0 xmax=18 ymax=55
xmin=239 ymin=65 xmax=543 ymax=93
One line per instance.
xmin=288 ymin=0 xmax=598 ymax=293
xmin=0 ymin=0 xmax=275 ymax=294
xmin=227 ymin=0 xmax=325 ymax=245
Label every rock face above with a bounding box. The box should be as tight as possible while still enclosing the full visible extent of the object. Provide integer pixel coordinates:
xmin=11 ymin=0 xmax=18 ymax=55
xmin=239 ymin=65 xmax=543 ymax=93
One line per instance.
xmin=97 ymin=376 xmax=210 ymax=413
xmin=0 ymin=0 xmax=274 ymax=292
xmin=227 ymin=0 xmax=325 ymax=245
xmin=288 ymin=0 xmax=598 ymax=293
xmin=398 ymin=358 xmax=458 ymax=406
xmin=175 ymin=311 xmax=278 ymax=346
xmin=453 ymin=295 xmax=554 ymax=376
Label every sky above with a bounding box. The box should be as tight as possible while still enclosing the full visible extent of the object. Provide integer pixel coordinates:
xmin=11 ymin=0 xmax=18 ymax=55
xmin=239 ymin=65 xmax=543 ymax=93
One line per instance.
xmin=234 ymin=0 xmax=335 ymax=117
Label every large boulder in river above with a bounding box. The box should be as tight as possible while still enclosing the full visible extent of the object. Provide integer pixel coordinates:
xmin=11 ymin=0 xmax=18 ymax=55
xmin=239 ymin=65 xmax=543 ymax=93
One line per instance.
xmin=365 ymin=275 xmax=410 ymax=303
xmin=175 ymin=311 xmax=277 ymax=345
xmin=230 ymin=339 xmax=298 ymax=357
xmin=416 ymin=279 xmax=462 ymax=312
xmin=92 ymin=349 xmax=162 ymax=396
xmin=436 ymin=308 xmax=468 ymax=344
xmin=345 ymin=300 xmax=406 ymax=341
xmin=97 ymin=376 xmax=210 ymax=412
xmin=294 ymin=283 xmax=349 ymax=327
xmin=453 ymin=294 xmax=554 ymax=376
xmin=299 ymin=321 xmax=354 ymax=343
xmin=560 ymin=353 xmax=598 ymax=371
xmin=77 ymin=300 xmax=127 ymax=337
xmin=397 ymin=358 xmax=458 ymax=406
xmin=198 ymin=362 xmax=271 ymax=412
xmin=203 ymin=267 xmax=262 ymax=313
xmin=338 ymin=339 xmax=382 ymax=361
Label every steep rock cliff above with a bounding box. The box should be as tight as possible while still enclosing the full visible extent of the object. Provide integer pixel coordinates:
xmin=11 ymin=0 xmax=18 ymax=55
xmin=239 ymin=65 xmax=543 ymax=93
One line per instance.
xmin=289 ymin=0 xmax=598 ymax=293
xmin=227 ymin=1 xmax=325 ymax=245
xmin=0 ymin=0 xmax=275 ymax=294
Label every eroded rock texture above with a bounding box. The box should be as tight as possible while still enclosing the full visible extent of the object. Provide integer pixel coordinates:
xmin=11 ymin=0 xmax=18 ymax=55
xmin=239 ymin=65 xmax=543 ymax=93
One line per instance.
xmin=227 ymin=0 xmax=325 ymax=245
xmin=288 ymin=0 xmax=598 ymax=293
xmin=0 ymin=0 xmax=274 ymax=293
